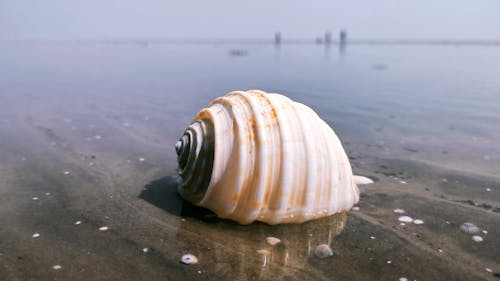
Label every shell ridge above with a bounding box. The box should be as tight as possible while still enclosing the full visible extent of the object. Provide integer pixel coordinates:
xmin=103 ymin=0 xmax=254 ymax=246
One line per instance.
xmin=224 ymin=91 xmax=266 ymax=223
xmin=262 ymin=93 xmax=294 ymax=224
xmin=221 ymin=93 xmax=257 ymax=220
xmin=197 ymin=100 xmax=245 ymax=216
xmin=268 ymin=94 xmax=305 ymax=223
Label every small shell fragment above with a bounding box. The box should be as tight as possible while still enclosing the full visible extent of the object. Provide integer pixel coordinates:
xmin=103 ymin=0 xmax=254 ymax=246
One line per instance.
xmin=32 ymin=233 xmax=40 ymax=238
xmin=398 ymin=216 xmax=413 ymax=223
xmin=52 ymin=265 xmax=62 ymax=270
xmin=314 ymin=244 xmax=333 ymax=258
xmin=75 ymin=221 xmax=82 ymax=225
xmin=32 ymin=197 xmax=39 ymax=201
xmin=460 ymin=222 xmax=480 ymax=234
xmin=265 ymin=237 xmax=281 ymax=246
xmin=63 ymin=171 xmax=70 ymax=175
xmin=472 ymin=235 xmax=483 ymax=242
xmin=142 ymin=248 xmax=149 ymax=253
xmin=399 ymin=278 xmax=408 ymax=281
xmin=393 ymin=209 xmax=405 ymax=214
xmin=413 ymin=219 xmax=424 ymax=225
xmin=98 ymin=226 xmax=109 ymax=231
xmin=181 ymin=254 xmax=198 ymax=265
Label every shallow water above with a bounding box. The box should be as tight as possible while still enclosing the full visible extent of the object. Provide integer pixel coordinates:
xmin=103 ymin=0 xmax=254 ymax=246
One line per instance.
xmin=0 ymin=43 xmax=499 ymax=280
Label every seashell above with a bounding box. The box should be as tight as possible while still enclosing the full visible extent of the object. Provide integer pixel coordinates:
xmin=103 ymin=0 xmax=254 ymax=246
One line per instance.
xmin=175 ymin=90 xmax=371 ymax=225
xmin=460 ymin=222 xmax=480 ymax=234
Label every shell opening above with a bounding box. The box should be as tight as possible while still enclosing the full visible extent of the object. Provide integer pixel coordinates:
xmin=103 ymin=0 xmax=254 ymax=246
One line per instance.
xmin=176 ymin=119 xmax=215 ymax=203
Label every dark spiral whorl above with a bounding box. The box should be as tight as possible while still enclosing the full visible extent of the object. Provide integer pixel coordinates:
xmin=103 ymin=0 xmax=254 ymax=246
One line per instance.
xmin=175 ymin=119 xmax=215 ymax=203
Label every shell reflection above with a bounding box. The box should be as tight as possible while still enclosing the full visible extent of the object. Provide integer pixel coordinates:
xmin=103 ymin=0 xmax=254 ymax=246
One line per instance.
xmin=176 ymin=210 xmax=346 ymax=280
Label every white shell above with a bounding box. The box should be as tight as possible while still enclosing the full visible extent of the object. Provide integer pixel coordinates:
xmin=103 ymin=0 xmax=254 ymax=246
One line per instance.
xmin=176 ymin=90 xmax=360 ymax=225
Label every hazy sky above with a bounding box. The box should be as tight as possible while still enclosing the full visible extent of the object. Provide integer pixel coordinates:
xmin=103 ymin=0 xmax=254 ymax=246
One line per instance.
xmin=1 ymin=0 xmax=499 ymax=39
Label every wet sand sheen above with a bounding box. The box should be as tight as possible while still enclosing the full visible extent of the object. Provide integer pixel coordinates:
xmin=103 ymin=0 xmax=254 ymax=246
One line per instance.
xmin=0 ymin=44 xmax=499 ymax=280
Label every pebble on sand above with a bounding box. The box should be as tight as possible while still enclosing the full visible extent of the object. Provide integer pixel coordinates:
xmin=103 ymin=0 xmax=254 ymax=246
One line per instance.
xmin=142 ymin=248 xmax=149 ymax=253
xmin=370 ymin=236 xmax=376 ymax=240
xmin=393 ymin=209 xmax=405 ymax=214
xmin=485 ymin=268 xmax=492 ymax=273
xmin=460 ymin=222 xmax=480 ymax=234
xmin=52 ymin=265 xmax=62 ymax=270
xmin=32 ymin=233 xmax=40 ymax=238
xmin=63 ymin=171 xmax=70 ymax=175
xmin=399 ymin=278 xmax=408 ymax=281
xmin=314 ymin=244 xmax=333 ymax=258
xmin=486 ymin=188 xmax=491 ymax=192
xmin=139 ymin=158 xmax=146 ymax=162
xmin=398 ymin=216 xmax=413 ymax=223
xmin=98 ymin=226 xmax=109 ymax=231
xmin=180 ymin=254 xmax=198 ymax=265
xmin=482 ymin=230 xmax=488 ymax=234
xmin=265 ymin=237 xmax=281 ymax=246
xmin=32 ymin=197 xmax=39 ymax=200
xmin=471 ymin=235 xmax=483 ymax=242
xmin=75 ymin=221 xmax=82 ymax=225
xmin=413 ymin=219 xmax=424 ymax=225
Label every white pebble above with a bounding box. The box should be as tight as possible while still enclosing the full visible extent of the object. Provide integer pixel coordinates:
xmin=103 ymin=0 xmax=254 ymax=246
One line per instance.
xmin=32 ymin=233 xmax=40 ymax=238
xmin=265 ymin=237 xmax=281 ymax=246
xmin=98 ymin=226 xmax=109 ymax=231
xmin=472 ymin=235 xmax=483 ymax=242
xmin=52 ymin=265 xmax=62 ymax=270
xmin=437 ymin=248 xmax=443 ymax=253
xmin=486 ymin=188 xmax=491 ymax=192
xmin=352 ymin=206 xmax=360 ymax=211
xmin=314 ymin=244 xmax=333 ymax=258
xmin=75 ymin=221 xmax=82 ymax=225
xmin=413 ymin=219 xmax=424 ymax=225
xmin=400 ymin=223 xmax=406 ymax=226
xmin=482 ymin=230 xmax=488 ymax=234
xmin=45 ymin=192 xmax=51 ymax=196
xmin=386 ymin=260 xmax=392 ymax=264
xmin=399 ymin=278 xmax=408 ymax=281
xmin=63 ymin=171 xmax=70 ymax=175
xmin=32 ymin=197 xmax=39 ymax=201
xmin=143 ymin=248 xmax=149 ymax=253
xmin=398 ymin=216 xmax=413 ymax=223
xmin=181 ymin=254 xmax=198 ymax=265
xmin=485 ymin=267 xmax=493 ymax=272
xmin=370 ymin=236 xmax=375 ymax=240
xmin=138 ymin=158 xmax=145 ymax=162
xmin=393 ymin=209 xmax=405 ymax=214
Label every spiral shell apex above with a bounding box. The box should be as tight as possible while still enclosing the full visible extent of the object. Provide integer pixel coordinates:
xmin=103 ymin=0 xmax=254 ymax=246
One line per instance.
xmin=176 ymin=90 xmax=360 ymax=225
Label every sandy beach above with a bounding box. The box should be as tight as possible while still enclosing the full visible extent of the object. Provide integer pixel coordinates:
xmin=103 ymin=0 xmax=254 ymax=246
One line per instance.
xmin=0 ymin=43 xmax=498 ymax=280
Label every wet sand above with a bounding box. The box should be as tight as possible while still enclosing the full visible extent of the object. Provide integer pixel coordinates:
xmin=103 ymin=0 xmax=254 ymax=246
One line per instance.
xmin=0 ymin=43 xmax=499 ymax=280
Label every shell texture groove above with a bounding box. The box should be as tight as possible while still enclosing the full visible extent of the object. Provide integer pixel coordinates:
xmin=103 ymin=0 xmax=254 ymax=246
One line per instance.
xmin=176 ymin=90 xmax=359 ymax=225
